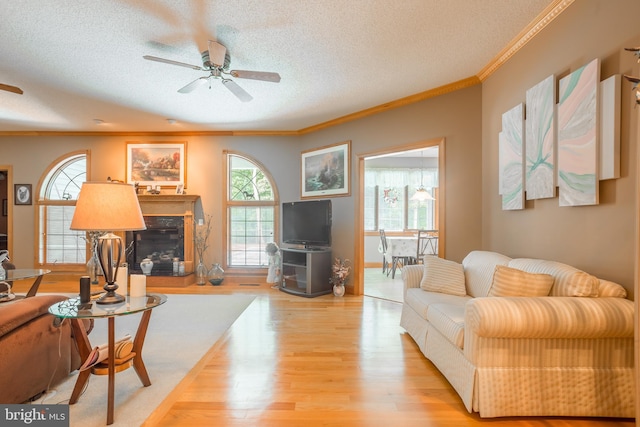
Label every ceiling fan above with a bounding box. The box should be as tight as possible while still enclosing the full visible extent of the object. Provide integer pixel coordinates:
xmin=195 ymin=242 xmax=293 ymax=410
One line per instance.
xmin=143 ymin=40 xmax=280 ymax=102
xmin=0 ymin=83 xmax=23 ymax=95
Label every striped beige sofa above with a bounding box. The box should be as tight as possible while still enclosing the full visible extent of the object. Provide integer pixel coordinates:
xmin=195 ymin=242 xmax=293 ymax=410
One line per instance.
xmin=400 ymin=250 xmax=634 ymax=418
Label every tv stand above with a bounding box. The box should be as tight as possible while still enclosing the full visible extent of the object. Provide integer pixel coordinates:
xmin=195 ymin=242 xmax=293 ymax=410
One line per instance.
xmin=280 ymin=247 xmax=332 ymax=298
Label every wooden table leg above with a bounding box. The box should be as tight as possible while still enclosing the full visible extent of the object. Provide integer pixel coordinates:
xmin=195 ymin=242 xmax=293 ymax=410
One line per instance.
xmin=107 ymin=317 xmax=115 ymax=425
xmin=25 ymin=274 xmax=44 ymax=297
xmin=69 ymin=319 xmax=92 ymax=404
xmin=132 ymin=309 xmax=153 ymax=386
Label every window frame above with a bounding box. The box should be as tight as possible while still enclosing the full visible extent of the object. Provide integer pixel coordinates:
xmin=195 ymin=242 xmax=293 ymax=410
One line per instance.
xmin=223 ymin=150 xmax=279 ymax=274
xmin=35 ymin=150 xmax=90 ymax=272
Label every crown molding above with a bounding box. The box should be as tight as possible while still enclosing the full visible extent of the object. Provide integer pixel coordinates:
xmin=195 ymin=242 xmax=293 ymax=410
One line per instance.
xmin=298 ymin=76 xmax=481 ymax=134
xmin=477 ymin=0 xmax=574 ymax=81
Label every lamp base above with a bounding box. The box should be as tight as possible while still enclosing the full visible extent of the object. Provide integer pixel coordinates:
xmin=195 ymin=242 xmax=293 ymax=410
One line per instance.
xmin=95 ymin=282 xmax=125 ymax=305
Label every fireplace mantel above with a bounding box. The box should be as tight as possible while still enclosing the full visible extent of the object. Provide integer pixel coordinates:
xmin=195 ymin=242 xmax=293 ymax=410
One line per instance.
xmin=129 ymin=194 xmax=200 ymax=285
xmin=136 ymin=194 xmax=200 ymax=215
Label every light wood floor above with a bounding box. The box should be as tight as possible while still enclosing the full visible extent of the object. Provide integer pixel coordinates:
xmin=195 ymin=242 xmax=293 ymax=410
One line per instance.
xmin=13 ymin=277 xmax=635 ymax=427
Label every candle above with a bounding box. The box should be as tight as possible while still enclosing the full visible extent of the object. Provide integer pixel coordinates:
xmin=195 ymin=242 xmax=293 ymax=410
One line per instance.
xmin=129 ymin=274 xmax=146 ymax=297
xmin=116 ymin=264 xmax=128 ymax=292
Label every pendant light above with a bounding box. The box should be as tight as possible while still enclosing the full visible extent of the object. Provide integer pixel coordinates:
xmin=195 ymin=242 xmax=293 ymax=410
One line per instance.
xmin=411 ymin=150 xmax=435 ymax=201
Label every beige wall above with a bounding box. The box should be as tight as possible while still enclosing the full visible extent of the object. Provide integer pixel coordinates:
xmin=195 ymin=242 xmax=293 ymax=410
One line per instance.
xmin=482 ymin=0 xmax=640 ymax=298
xmin=0 ymin=84 xmax=483 ymax=280
xmin=300 ymin=85 xmax=483 ymax=265
xmin=0 ymin=135 xmax=301 ymax=268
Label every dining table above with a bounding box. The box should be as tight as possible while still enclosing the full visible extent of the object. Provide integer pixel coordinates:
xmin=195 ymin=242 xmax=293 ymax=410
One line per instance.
xmin=378 ymin=236 xmax=418 ymax=278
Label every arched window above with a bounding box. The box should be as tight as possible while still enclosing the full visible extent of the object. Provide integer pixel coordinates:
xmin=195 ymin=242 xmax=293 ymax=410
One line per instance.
xmin=225 ymin=152 xmax=278 ymax=269
xmin=37 ymin=151 xmax=89 ymax=270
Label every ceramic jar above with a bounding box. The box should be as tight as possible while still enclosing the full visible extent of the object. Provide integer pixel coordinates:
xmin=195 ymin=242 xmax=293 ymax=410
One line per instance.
xmin=140 ymin=258 xmax=153 ymax=275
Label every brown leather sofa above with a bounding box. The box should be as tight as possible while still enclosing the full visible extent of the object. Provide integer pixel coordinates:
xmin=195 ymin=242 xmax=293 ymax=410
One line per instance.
xmin=0 ymin=294 xmax=86 ymax=403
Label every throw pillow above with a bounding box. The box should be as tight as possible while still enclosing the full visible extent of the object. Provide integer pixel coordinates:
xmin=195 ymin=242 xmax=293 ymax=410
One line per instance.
xmin=597 ymin=279 xmax=627 ymax=298
xmin=419 ymin=257 xmax=466 ymax=296
xmin=488 ymin=265 xmax=554 ymax=297
xmin=563 ymin=271 xmax=599 ymax=297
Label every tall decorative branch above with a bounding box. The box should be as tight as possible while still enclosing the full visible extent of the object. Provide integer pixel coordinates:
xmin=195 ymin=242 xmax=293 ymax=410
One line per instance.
xmin=194 ymin=214 xmax=212 ymax=264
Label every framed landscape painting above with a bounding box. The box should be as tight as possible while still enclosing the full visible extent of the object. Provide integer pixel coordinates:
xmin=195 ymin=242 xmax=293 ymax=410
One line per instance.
xmin=126 ymin=142 xmax=186 ymax=188
xmin=301 ymin=141 xmax=350 ymax=199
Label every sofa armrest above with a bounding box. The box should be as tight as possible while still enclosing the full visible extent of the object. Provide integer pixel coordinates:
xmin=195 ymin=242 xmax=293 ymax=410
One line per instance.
xmin=401 ymin=264 xmax=423 ymax=293
xmin=465 ymin=296 xmax=634 ymax=339
xmin=0 ymin=294 xmax=68 ymax=339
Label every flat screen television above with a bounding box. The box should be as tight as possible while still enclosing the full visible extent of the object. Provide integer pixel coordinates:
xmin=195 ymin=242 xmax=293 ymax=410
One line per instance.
xmin=282 ymin=200 xmax=332 ymax=248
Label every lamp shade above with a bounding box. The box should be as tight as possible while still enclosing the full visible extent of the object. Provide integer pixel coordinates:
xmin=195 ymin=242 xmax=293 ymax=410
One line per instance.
xmin=70 ymin=182 xmax=146 ymax=231
xmin=411 ymin=187 xmax=435 ymax=201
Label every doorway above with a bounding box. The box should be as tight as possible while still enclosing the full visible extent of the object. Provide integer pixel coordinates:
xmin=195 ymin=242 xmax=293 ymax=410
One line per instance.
xmin=355 ymin=137 xmax=445 ymax=300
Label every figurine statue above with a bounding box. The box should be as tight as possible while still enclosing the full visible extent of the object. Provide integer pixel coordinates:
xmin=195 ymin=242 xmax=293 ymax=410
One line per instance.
xmin=265 ymin=242 xmax=282 ymax=288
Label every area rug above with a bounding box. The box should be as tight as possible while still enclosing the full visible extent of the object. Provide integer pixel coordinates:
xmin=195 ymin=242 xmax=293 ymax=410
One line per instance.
xmin=34 ymin=294 xmax=256 ymax=426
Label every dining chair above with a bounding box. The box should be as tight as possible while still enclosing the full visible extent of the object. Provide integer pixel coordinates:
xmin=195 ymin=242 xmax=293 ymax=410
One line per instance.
xmin=379 ymin=228 xmax=393 ymax=276
xmin=416 ymin=229 xmax=438 ymax=264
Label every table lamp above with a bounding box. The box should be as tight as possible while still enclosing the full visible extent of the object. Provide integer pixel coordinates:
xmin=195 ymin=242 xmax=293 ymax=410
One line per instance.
xmin=71 ymin=182 xmax=146 ymax=304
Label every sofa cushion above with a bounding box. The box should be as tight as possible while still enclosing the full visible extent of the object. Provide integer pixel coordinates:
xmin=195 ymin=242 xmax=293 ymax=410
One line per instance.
xmin=462 ymin=251 xmax=512 ymax=297
xmin=488 ymin=265 xmax=554 ymax=297
xmin=405 ymin=287 xmax=470 ymax=320
xmin=508 ymin=258 xmax=598 ymax=297
xmin=597 ymin=279 xmax=627 ymax=298
xmin=420 ymin=257 xmax=466 ymax=296
xmin=426 ymin=303 xmax=466 ymax=349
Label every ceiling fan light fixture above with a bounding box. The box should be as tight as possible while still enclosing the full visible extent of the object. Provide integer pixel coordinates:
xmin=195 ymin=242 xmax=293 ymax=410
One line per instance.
xmin=143 ymin=39 xmax=281 ymax=102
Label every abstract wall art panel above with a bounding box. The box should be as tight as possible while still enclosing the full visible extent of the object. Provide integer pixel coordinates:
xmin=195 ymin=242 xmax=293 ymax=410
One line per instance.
xmin=500 ymin=103 xmax=525 ymax=210
xmin=557 ymin=58 xmax=600 ymax=207
xmin=525 ymin=74 xmax=556 ymax=200
xmin=599 ymin=74 xmax=620 ymax=180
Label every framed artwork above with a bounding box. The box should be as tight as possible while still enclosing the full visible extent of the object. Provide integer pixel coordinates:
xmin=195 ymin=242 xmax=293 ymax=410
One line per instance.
xmin=525 ymin=74 xmax=556 ymax=200
xmin=175 ymin=183 xmax=184 ymax=194
xmin=301 ymin=141 xmax=351 ymax=199
xmin=499 ymin=104 xmax=524 ymax=210
xmin=557 ymin=58 xmax=600 ymax=206
xmin=126 ymin=142 xmax=186 ymax=187
xmin=14 ymin=184 xmax=32 ymax=205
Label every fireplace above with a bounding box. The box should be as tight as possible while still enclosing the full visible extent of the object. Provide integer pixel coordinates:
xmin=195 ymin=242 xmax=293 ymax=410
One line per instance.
xmin=127 ymin=216 xmax=184 ymax=275
xmin=125 ymin=194 xmax=199 ymax=285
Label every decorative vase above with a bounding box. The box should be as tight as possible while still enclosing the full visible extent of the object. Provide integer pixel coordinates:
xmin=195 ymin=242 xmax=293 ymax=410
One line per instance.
xmin=196 ymin=261 xmax=207 ymax=285
xmin=208 ymin=263 xmax=225 ymax=286
xmin=333 ymin=282 xmax=345 ymax=297
xmin=87 ymin=253 xmax=101 ymax=284
xmin=140 ymin=258 xmax=153 ymax=275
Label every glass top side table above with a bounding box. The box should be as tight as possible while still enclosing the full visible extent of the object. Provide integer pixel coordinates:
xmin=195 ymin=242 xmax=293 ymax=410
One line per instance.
xmin=5 ymin=268 xmax=51 ymax=297
xmin=49 ymin=293 xmax=167 ymax=425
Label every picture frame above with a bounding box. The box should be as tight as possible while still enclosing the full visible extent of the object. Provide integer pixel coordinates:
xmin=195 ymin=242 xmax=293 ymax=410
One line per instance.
xmin=14 ymin=184 xmax=32 ymax=205
xmin=126 ymin=142 xmax=187 ymax=188
xmin=301 ymin=141 xmax=351 ymax=199
xmin=175 ymin=183 xmax=184 ymax=194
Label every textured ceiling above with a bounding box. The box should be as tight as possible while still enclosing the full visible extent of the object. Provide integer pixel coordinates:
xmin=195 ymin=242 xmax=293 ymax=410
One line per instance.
xmin=0 ymin=0 xmax=557 ymax=133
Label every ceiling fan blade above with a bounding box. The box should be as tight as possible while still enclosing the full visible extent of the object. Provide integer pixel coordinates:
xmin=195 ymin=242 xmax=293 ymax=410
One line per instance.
xmin=178 ymin=77 xmax=209 ymax=93
xmin=143 ymin=55 xmax=203 ymax=71
xmin=222 ymin=79 xmax=253 ymax=102
xmin=208 ymin=40 xmax=227 ymax=68
xmin=230 ymin=70 xmax=281 ymax=83
xmin=0 ymin=83 xmax=23 ymax=94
